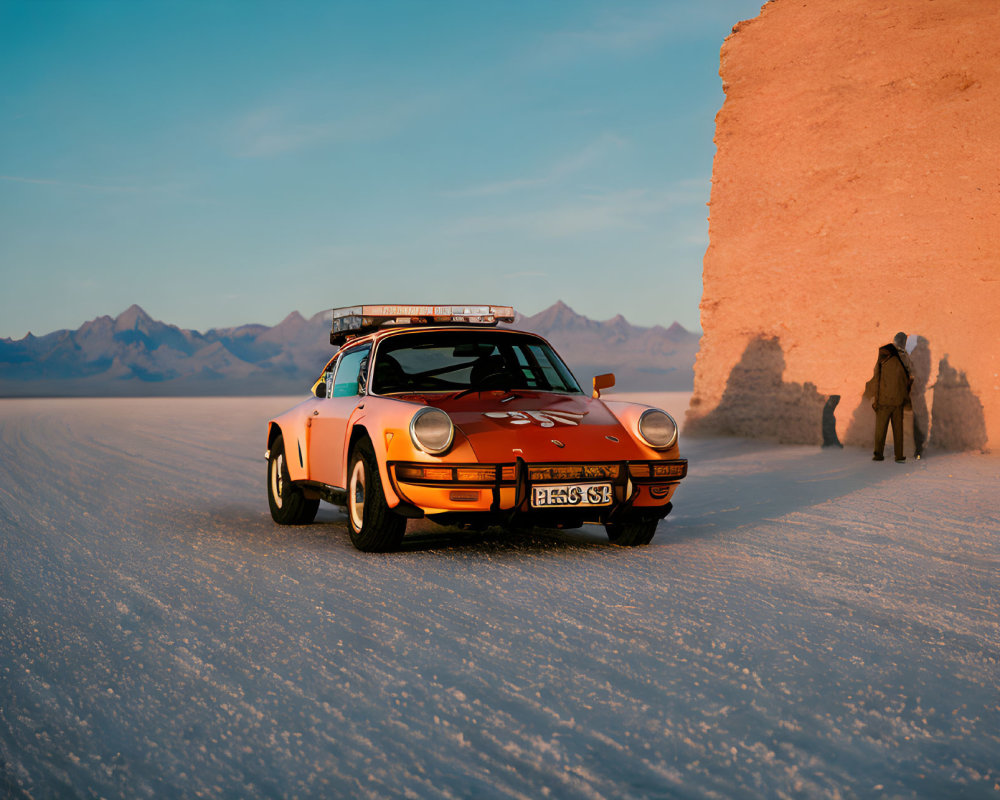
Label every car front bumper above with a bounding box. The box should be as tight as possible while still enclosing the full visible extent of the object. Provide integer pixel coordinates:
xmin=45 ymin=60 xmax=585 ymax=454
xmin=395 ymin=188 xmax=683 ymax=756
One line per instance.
xmin=387 ymin=458 xmax=688 ymax=522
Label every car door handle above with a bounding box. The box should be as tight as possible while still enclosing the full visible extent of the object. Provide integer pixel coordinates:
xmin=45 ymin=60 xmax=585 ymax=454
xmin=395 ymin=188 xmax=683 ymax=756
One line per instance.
xmin=312 ymin=410 xmax=320 ymax=415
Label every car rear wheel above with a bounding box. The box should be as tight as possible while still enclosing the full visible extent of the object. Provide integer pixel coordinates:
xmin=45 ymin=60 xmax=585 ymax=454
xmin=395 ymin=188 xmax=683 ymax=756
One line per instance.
xmin=267 ymin=434 xmax=319 ymax=525
xmin=347 ymin=439 xmax=406 ymax=552
xmin=604 ymin=518 xmax=657 ymax=546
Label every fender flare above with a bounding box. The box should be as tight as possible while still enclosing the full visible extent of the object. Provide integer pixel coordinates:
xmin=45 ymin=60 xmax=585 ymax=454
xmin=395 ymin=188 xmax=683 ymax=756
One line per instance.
xmin=344 ymin=421 xmax=402 ymax=508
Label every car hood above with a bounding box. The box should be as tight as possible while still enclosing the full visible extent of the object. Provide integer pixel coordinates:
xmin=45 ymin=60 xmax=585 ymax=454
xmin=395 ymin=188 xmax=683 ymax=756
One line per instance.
xmin=407 ymin=391 xmax=647 ymax=463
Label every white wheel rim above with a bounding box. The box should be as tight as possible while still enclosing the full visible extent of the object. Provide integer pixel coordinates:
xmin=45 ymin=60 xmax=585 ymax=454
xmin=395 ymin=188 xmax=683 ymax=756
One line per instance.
xmin=349 ymin=458 xmax=366 ymax=531
xmin=271 ymin=453 xmax=284 ymax=509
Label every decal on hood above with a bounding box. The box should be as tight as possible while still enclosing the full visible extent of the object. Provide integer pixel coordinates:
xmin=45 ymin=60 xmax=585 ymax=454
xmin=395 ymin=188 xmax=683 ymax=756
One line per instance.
xmin=483 ymin=410 xmax=587 ymax=428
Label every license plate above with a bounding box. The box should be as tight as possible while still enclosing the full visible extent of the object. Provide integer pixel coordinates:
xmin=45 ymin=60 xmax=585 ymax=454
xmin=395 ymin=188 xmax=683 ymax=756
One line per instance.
xmin=531 ymin=482 xmax=612 ymax=508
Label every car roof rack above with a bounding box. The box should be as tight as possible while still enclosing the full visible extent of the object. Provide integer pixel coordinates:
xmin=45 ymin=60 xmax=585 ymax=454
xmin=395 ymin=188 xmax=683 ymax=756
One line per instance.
xmin=330 ymin=304 xmax=516 ymax=345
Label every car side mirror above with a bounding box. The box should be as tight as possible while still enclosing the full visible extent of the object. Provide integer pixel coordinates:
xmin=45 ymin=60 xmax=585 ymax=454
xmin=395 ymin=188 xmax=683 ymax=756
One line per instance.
xmin=592 ymin=373 xmax=615 ymax=399
xmin=314 ymin=381 xmax=327 ymax=398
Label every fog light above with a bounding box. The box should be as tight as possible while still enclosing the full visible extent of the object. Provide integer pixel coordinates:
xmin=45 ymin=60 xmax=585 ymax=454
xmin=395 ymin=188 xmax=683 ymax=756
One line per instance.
xmin=456 ymin=467 xmax=495 ymax=482
xmin=652 ymin=463 xmax=685 ymax=477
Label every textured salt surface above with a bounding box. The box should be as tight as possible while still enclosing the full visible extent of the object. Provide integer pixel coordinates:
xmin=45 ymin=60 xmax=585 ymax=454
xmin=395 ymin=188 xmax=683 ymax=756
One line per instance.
xmin=1 ymin=397 xmax=997 ymax=798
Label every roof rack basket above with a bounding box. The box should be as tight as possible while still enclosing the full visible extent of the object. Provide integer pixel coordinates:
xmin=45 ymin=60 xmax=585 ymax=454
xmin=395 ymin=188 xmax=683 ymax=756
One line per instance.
xmin=330 ymin=304 xmax=516 ymax=345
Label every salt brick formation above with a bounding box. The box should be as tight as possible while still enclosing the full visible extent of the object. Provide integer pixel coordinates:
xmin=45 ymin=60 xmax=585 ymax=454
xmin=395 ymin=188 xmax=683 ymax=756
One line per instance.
xmin=687 ymin=0 xmax=1000 ymax=451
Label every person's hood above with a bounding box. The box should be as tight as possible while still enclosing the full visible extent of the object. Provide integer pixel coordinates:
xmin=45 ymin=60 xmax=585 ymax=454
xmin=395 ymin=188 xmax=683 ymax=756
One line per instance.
xmin=878 ymin=344 xmax=898 ymax=362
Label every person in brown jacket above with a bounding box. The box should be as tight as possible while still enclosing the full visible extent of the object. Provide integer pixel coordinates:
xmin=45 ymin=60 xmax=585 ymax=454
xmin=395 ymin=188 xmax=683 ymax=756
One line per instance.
xmin=867 ymin=332 xmax=914 ymax=462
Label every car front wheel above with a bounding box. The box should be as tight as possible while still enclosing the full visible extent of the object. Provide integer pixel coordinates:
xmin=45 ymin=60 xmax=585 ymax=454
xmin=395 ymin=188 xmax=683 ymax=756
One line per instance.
xmin=347 ymin=439 xmax=406 ymax=552
xmin=267 ymin=434 xmax=319 ymax=525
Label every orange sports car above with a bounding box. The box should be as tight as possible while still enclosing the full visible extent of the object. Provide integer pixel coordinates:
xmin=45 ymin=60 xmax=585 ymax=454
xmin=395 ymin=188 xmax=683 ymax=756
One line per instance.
xmin=266 ymin=305 xmax=687 ymax=551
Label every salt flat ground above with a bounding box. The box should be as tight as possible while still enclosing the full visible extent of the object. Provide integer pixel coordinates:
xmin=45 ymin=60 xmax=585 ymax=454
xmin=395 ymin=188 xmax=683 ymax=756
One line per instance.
xmin=1 ymin=396 xmax=997 ymax=800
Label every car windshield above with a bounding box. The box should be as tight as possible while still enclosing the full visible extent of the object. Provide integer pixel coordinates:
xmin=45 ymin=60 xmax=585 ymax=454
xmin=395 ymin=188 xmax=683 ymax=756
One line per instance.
xmin=371 ymin=330 xmax=582 ymax=395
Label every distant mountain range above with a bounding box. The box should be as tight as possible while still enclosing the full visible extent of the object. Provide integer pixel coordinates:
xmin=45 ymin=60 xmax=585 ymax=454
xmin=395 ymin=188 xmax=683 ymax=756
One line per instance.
xmin=0 ymin=301 xmax=699 ymax=397
xmin=509 ymin=301 xmax=699 ymax=392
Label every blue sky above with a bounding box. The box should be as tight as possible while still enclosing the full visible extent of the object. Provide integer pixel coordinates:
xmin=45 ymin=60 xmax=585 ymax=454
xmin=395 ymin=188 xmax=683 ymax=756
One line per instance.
xmin=0 ymin=0 xmax=764 ymax=339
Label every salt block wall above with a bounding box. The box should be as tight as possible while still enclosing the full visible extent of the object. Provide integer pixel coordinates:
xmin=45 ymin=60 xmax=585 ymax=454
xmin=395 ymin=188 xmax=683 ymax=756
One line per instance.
xmin=687 ymin=0 xmax=1000 ymax=450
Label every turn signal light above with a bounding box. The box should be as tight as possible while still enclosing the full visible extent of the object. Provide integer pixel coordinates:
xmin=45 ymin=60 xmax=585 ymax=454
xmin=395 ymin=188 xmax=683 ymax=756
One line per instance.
xmin=396 ymin=465 xmax=427 ymax=481
xmin=396 ymin=466 xmax=454 ymax=481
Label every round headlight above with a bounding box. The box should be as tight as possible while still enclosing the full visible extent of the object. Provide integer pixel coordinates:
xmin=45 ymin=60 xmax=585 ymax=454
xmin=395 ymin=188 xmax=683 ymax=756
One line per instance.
xmin=409 ymin=407 xmax=454 ymax=454
xmin=637 ymin=408 xmax=678 ymax=449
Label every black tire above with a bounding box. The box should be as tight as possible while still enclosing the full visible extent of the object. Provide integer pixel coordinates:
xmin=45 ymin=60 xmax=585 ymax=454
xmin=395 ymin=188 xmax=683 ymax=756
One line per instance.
xmin=605 ymin=518 xmax=657 ymax=546
xmin=267 ymin=434 xmax=319 ymax=525
xmin=347 ymin=439 xmax=406 ymax=552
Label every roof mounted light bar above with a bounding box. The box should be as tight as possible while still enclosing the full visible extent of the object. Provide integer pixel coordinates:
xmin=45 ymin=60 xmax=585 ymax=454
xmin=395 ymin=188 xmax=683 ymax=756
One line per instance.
xmin=330 ymin=304 xmax=516 ymax=345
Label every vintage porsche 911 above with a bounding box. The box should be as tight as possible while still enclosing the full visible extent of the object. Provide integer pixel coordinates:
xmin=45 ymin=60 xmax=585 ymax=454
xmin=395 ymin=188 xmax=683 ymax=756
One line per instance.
xmin=266 ymin=305 xmax=687 ymax=551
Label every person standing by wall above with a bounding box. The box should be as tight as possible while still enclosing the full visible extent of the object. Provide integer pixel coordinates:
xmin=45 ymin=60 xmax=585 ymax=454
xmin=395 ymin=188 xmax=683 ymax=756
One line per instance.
xmin=866 ymin=332 xmax=914 ymax=462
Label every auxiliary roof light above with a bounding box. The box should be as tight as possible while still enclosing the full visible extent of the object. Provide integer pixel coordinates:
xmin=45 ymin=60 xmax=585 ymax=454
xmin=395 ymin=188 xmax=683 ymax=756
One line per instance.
xmin=330 ymin=304 xmax=516 ymax=345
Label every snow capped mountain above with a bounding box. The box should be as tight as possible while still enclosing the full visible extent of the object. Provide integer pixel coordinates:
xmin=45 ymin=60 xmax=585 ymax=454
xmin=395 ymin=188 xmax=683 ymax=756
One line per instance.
xmin=0 ymin=302 xmax=698 ymax=396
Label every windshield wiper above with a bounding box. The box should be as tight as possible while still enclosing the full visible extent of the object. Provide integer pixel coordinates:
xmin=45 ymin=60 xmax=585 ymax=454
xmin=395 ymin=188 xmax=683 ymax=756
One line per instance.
xmin=453 ymin=384 xmax=519 ymax=400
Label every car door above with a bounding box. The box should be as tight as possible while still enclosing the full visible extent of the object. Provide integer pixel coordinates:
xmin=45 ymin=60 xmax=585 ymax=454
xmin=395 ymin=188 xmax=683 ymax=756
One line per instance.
xmin=309 ymin=344 xmax=370 ymax=488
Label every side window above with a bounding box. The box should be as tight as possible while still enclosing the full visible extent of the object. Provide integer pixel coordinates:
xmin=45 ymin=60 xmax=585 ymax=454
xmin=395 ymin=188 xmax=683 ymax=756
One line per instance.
xmin=331 ymin=346 xmax=371 ymax=397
